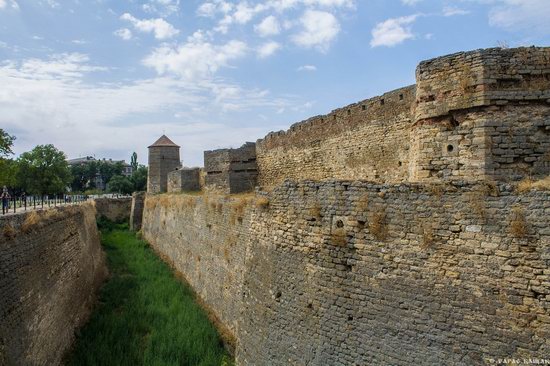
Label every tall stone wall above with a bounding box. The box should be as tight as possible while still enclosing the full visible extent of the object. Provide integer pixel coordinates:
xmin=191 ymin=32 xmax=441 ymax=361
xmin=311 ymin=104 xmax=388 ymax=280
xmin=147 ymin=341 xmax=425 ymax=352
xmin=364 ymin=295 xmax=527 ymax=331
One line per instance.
xmin=0 ymin=204 xmax=107 ymax=366
xmin=141 ymin=194 xmax=251 ymax=343
xmin=141 ymin=184 xmax=550 ymax=365
xmin=412 ymin=47 xmax=550 ymax=182
xmin=256 ymin=86 xmax=415 ymax=189
xmin=94 ymin=197 xmax=132 ymax=223
xmin=204 ymin=142 xmax=258 ymax=194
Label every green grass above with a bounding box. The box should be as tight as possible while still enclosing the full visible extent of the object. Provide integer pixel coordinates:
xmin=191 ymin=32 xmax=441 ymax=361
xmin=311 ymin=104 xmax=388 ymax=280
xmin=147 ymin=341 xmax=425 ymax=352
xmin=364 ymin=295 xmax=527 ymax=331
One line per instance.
xmin=66 ymin=223 xmax=232 ymax=366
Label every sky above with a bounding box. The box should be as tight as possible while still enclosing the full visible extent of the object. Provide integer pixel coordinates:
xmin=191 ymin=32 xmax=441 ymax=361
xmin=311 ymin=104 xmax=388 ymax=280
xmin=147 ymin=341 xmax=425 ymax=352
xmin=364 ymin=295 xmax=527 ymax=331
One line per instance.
xmin=0 ymin=0 xmax=549 ymax=166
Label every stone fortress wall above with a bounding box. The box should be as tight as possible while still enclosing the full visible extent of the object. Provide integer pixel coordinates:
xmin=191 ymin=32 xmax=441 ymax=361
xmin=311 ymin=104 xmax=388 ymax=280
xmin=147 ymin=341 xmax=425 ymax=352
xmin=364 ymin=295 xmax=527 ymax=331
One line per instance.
xmin=140 ymin=46 xmax=550 ymax=365
xmin=0 ymin=204 xmax=107 ymax=366
xmin=142 ymin=182 xmax=550 ymax=365
xmin=254 ymin=47 xmax=550 ymax=189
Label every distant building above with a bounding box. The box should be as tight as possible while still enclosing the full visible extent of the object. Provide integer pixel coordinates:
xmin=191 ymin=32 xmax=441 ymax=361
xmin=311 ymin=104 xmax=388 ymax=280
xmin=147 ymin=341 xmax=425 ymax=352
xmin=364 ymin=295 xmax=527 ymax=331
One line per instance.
xmin=67 ymin=156 xmax=133 ymax=190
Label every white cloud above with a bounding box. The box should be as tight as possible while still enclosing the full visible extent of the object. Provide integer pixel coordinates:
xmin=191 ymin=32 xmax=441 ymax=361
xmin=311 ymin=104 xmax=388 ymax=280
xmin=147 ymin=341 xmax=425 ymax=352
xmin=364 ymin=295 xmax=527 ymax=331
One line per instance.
xmin=370 ymin=14 xmax=419 ymax=48
xmin=291 ymin=10 xmax=340 ymax=52
xmin=0 ymin=0 xmax=18 ymax=10
xmin=197 ymin=2 xmax=217 ymax=17
xmin=257 ymin=41 xmax=281 ymax=58
xmin=14 ymin=53 xmax=107 ymax=80
xmin=487 ymin=0 xmax=550 ymax=33
xmin=297 ymin=64 xmax=317 ymax=71
xmin=443 ymin=6 xmax=470 ymax=16
xmin=120 ymin=13 xmax=180 ymax=40
xmin=143 ymin=0 xmax=180 ymax=16
xmin=114 ymin=28 xmax=133 ymax=41
xmin=255 ymin=15 xmax=281 ymax=37
xmin=143 ymin=39 xmax=247 ymax=80
xmin=401 ymin=0 xmax=422 ymax=5
xmin=0 ymin=53 xmax=299 ymax=166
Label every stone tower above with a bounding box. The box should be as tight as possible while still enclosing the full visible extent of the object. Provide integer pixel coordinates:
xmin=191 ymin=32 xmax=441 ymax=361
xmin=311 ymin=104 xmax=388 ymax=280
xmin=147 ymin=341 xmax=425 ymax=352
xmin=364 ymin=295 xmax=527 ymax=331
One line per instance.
xmin=147 ymin=135 xmax=181 ymax=193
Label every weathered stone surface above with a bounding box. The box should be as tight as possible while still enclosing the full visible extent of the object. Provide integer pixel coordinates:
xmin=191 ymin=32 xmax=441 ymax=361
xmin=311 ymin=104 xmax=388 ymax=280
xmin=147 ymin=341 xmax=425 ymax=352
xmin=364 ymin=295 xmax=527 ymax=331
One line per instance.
xmin=167 ymin=168 xmax=201 ymax=193
xmin=0 ymin=204 xmax=107 ymax=366
xmin=130 ymin=192 xmax=146 ymax=231
xmin=205 ymin=142 xmax=258 ymax=194
xmin=141 ymin=182 xmax=550 ymax=366
xmin=94 ymin=197 xmax=131 ymax=223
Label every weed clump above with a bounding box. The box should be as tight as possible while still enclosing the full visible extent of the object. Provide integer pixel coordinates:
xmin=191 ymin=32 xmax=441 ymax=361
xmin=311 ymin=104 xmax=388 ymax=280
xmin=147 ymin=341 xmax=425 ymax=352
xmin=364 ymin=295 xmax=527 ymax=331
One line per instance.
xmin=510 ymin=206 xmax=528 ymax=238
xmin=368 ymin=208 xmax=387 ymax=241
xmin=517 ymin=176 xmax=550 ymax=193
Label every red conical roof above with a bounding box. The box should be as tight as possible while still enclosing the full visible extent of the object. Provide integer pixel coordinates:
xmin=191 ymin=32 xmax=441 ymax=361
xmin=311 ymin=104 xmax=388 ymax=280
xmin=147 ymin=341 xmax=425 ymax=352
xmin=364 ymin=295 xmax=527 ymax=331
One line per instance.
xmin=148 ymin=135 xmax=180 ymax=148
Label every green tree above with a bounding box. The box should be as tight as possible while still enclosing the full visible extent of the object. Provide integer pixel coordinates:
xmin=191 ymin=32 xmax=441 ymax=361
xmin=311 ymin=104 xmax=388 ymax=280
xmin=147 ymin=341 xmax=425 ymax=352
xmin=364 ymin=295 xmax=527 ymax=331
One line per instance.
xmin=107 ymin=175 xmax=133 ymax=195
xmin=0 ymin=129 xmax=15 ymax=157
xmin=17 ymin=144 xmax=71 ymax=195
xmin=0 ymin=129 xmax=17 ymax=187
xmin=130 ymin=165 xmax=147 ymax=192
xmin=130 ymin=152 xmax=138 ymax=171
xmin=70 ymin=161 xmax=99 ymax=192
xmin=98 ymin=160 xmax=124 ymax=186
xmin=0 ymin=158 xmax=19 ymax=188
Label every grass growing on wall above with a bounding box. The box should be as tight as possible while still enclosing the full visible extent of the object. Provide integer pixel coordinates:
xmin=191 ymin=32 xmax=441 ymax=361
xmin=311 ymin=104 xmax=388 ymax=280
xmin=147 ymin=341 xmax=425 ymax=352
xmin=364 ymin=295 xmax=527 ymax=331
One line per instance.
xmin=66 ymin=222 xmax=232 ymax=366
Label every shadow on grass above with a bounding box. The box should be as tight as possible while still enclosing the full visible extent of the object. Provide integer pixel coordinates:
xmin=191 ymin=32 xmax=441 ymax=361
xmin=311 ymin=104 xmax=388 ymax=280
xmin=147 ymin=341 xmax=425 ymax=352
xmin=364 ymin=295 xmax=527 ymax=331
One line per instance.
xmin=66 ymin=221 xmax=232 ymax=366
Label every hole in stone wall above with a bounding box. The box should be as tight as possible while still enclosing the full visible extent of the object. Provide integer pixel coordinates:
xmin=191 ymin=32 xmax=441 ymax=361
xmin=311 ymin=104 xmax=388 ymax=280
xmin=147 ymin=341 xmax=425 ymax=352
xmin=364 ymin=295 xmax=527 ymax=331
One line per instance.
xmin=362 ymin=105 xmax=366 ymax=111
xmin=336 ymin=220 xmax=344 ymax=228
xmin=333 ymin=115 xmax=337 ymax=121
xmin=343 ymin=184 xmax=349 ymax=191
xmin=348 ymin=315 xmax=354 ymax=321
xmin=347 ymin=109 xmax=351 ymax=115
xmin=399 ymin=94 xmax=404 ymax=100
xmin=398 ymin=161 xmax=402 ymax=167
xmin=380 ymin=99 xmax=385 ymax=106
xmin=307 ymin=303 xmax=313 ymax=309
xmin=447 ymin=144 xmax=454 ymax=153
xmin=275 ymin=291 xmax=282 ymax=299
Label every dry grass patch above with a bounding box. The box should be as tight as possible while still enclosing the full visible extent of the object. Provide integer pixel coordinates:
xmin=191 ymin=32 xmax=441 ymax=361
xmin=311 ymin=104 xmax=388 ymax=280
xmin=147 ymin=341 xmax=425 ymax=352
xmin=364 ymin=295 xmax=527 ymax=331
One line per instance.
xmin=255 ymin=196 xmax=270 ymax=210
xmin=509 ymin=206 xmax=528 ymax=238
xmin=517 ymin=176 xmax=550 ymax=193
xmin=2 ymin=223 xmax=16 ymax=239
xmin=21 ymin=211 xmax=41 ymax=233
xmin=368 ymin=208 xmax=387 ymax=241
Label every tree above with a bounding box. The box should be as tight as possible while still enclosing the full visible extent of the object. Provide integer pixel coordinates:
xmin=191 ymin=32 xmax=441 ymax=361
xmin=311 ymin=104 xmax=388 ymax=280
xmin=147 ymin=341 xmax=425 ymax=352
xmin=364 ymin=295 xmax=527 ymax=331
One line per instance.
xmin=130 ymin=152 xmax=138 ymax=171
xmin=0 ymin=129 xmax=15 ymax=157
xmin=0 ymin=158 xmax=18 ymax=188
xmin=70 ymin=161 xmax=99 ymax=192
xmin=130 ymin=165 xmax=147 ymax=192
xmin=107 ymin=175 xmax=133 ymax=195
xmin=17 ymin=144 xmax=71 ymax=195
xmin=0 ymin=129 xmax=17 ymax=187
xmin=98 ymin=160 xmax=124 ymax=186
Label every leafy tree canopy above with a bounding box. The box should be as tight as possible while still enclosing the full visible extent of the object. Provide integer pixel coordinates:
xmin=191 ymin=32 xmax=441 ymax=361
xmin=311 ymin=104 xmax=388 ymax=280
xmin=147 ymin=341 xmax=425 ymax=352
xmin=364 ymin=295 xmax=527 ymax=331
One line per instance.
xmin=107 ymin=175 xmax=133 ymax=195
xmin=0 ymin=129 xmax=15 ymax=157
xmin=17 ymin=144 xmax=71 ymax=195
xmin=130 ymin=165 xmax=147 ymax=192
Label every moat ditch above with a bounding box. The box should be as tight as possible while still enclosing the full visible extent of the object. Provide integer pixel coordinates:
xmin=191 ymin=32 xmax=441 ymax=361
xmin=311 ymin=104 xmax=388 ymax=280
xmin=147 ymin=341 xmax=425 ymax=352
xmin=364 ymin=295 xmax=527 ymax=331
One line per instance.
xmin=66 ymin=220 xmax=232 ymax=366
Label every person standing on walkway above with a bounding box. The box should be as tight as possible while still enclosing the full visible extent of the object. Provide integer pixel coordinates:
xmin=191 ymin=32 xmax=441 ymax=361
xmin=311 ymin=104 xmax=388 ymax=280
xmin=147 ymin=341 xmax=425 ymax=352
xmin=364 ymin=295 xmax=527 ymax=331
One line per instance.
xmin=1 ymin=186 xmax=11 ymax=214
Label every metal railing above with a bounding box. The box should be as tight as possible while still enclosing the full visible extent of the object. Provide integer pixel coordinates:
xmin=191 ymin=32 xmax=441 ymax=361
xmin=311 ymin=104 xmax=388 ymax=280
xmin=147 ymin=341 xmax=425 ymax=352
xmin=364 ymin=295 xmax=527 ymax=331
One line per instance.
xmin=1 ymin=193 xmax=132 ymax=216
xmin=1 ymin=194 xmax=91 ymax=216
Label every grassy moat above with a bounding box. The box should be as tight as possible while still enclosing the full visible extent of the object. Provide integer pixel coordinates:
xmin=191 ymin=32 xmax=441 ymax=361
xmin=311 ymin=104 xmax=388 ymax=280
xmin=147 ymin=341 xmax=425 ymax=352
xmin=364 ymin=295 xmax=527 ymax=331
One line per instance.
xmin=67 ymin=221 xmax=231 ymax=366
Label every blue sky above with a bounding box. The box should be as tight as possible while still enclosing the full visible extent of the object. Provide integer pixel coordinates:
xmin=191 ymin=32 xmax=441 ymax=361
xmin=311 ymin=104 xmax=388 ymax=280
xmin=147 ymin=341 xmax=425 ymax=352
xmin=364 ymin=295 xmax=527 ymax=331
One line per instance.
xmin=0 ymin=0 xmax=549 ymax=166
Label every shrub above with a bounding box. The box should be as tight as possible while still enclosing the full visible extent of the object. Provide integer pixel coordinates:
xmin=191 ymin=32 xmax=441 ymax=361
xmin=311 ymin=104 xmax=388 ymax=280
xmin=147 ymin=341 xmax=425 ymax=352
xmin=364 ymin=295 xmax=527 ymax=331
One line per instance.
xmin=517 ymin=176 xmax=550 ymax=193
xmin=255 ymin=196 xmax=270 ymax=209
xmin=510 ymin=206 xmax=528 ymax=238
xmin=368 ymin=209 xmax=387 ymax=241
